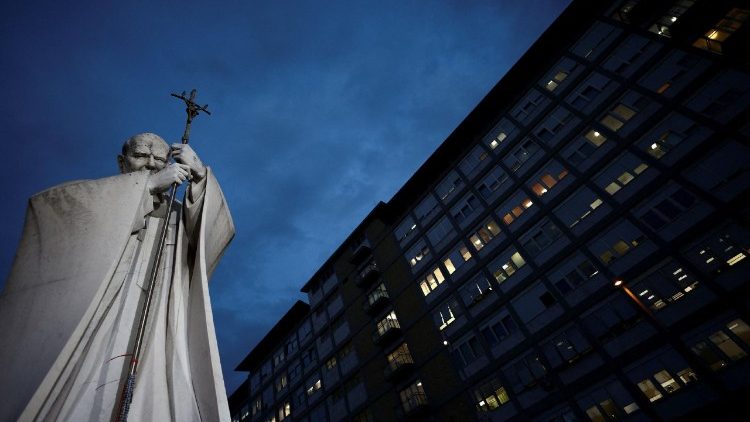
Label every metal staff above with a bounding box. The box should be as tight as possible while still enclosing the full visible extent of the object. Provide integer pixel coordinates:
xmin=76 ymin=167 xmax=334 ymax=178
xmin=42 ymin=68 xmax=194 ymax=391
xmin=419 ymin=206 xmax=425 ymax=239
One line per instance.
xmin=116 ymin=89 xmax=210 ymax=422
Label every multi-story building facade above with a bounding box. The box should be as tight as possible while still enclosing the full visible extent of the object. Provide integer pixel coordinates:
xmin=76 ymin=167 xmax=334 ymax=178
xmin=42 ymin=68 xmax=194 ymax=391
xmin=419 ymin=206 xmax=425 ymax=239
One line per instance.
xmin=229 ymin=0 xmax=750 ymax=420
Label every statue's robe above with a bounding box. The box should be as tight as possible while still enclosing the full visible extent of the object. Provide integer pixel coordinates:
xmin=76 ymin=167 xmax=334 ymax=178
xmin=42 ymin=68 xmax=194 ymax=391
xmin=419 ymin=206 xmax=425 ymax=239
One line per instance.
xmin=0 ymin=168 xmax=234 ymax=421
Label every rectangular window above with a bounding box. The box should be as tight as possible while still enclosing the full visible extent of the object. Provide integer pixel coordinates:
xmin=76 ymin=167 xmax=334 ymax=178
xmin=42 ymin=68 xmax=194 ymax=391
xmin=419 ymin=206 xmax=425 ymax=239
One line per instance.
xmin=595 ymin=152 xmax=650 ymax=196
xmin=589 ymin=221 xmax=647 ymax=265
xmin=399 ymin=380 xmax=428 ymax=412
xmin=289 ymin=362 xmax=302 ymax=383
xmin=426 ymin=216 xmax=455 ymax=251
xmin=602 ymin=34 xmax=656 ymax=75
xmin=599 ymin=91 xmax=653 ymax=135
xmin=568 ymin=72 xmax=612 ymax=110
xmin=571 ymin=21 xmax=620 ymax=61
xmin=488 ymin=250 xmax=527 ymax=284
xmin=636 ymin=113 xmax=705 ymax=160
xmin=504 ymin=353 xmax=548 ymax=392
xmin=543 ymin=326 xmax=591 ymax=367
xmin=450 ymin=193 xmax=483 ymax=226
xmin=693 ymin=8 xmax=749 ymax=54
xmin=459 ymin=273 xmax=494 ymax=307
xmin=475 ymin=165 xmax=511 ymax=203
xmin=639 ymin=50 xmax=709 ymax=98
xmin=649 ymin=0 xmax=696 ymax=37
xmin=503 ymin=138 xmax=541 ymax=173
xmin=277 ymin=402 xmax=291 ymax=421
xmin=534 ymin=107 xmax=577 ymax=144
xmin=511 ymin=89 xmax=548 ymax=124
xmin=636 ymin=186 xmax=697 ymax=231
xmin=474 ymin=377 xmax=510 ymax=411
xmin=497 ymin=192 xmax=534 ymax=226
xmin=459 ymin=145 xmax=492 ymax=179
xmin=434 ymin=297 xmax=462 ymax=330
xmin=562 ymin=128 xmax=608 ymax=167
xmin=414 ymin=194 xmax=440 ymax=224
xmin=419 ymin=265 xmax=446 ymax=297
xmin=483 ymin=118 xmax=518 ymax=151
xmin=528 ymin=161 xmax=569 ymax=198
xmin=376 ymin=311 xmax=400 ymax=335
xmin=554 ymin=186 xmax=605 ymax=231
xmin=480 ymin=313 xmax=518 ymax=348
xmin=550 ymin=254 xmax=600 ymax=295
xmin=386 ymin=343 xmax=414 ymax=370
xmin=306 ymin=378 xmax=322 ymax=396
xmin=394 ymin=215 xmax=418 ymax=246
xmin=468 ymin=218 xmax=502 ymax=252
xmin=406 ymin=239 xmax=430 ymax=269
xmin=435 ymin=170 xmax=464 ymax=203
xmin=520 ymin=219 xmax=563 ymax=256
xmin=453 ymin=335 xmax=485 ymax=368
xmin=442 ymin=243 xmax=472 ymax=276
xmin=540 ymin=57 xmax=582 ymax=93
xmin=275 ymin=373 xmax=288 ymax=392
xmin=367 ymin=283 xmax=389 ymax=306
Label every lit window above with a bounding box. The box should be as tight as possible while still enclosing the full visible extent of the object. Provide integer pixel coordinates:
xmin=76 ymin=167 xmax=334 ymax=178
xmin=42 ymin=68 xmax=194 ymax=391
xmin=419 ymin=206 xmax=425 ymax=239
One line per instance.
xmin=443 ymin=244 xmax=472 ymax=275
xmin=435 ymin=298 xmax=461 ymax=330
xmin=727 ymin=319 xmax=750 ymax=346
xmin=419 ymin=266 xmax=446 ymax=296
xmin=306 ymin=379 xmax=322 ymax=396
xmin=459 ymin=274 xmax=494 ymax=307
xmin=468 ymin=219 xmax=502 ymax=252
xmin=406 ymin=240 xmax=430 ymax=268
xmin=489 ymin=251 xmax=526 ymax=283
xmin=677 ymin=368 xmax=698 ymax=384
xmin=376 ymin=311 xmax=400 ymax=336
xmin=637 ymin=379 xmax=663 ymax=402
xmin=693 ymin=8 xmax=749 ymax=54
xmin=399 ymin=380 xmax=428 ymax=412
xmin=500 ymin=195 xmax=534 ymax=226
xmin=709 ymin=331 xmax=747 ymax=360
xmin=386 ymin=343 xmax=414 ymax=370
xmin=474 ymin=377 xmax=510 ymax=411
xmin=649 ymin=0 xmax=697 ymax=37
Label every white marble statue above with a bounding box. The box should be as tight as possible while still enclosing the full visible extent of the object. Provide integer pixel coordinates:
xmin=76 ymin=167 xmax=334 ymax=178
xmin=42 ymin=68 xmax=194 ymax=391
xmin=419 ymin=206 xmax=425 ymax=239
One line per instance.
xmin=0 ymin=133 xmax=234 ymax=421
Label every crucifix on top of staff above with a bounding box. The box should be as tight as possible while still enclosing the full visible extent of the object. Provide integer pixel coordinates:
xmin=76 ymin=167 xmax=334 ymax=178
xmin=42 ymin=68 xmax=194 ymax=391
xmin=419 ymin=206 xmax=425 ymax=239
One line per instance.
xmin=116 ymin=89 xmax=211 ymax=422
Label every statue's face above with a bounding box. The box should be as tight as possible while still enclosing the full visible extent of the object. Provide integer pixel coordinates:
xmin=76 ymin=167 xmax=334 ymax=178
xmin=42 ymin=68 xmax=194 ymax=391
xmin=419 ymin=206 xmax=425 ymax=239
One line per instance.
xmin=119 ymin=134 xmax=169 ymax=174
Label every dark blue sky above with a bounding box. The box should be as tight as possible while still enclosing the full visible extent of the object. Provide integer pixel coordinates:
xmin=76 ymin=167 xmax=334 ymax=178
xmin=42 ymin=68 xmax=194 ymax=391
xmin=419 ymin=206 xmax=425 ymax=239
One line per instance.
xmin=0 ymin=0 xmax=571 ymax=393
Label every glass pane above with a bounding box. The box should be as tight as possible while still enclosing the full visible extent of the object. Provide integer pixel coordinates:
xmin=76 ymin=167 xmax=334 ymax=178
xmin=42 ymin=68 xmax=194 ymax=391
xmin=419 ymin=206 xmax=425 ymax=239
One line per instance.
xmin=709 ymin=331 xmax=747 ymax=360
xmin=653 ymin=370 xmax=681 ymax=393
xmin=727 ymin=319 xmax=750 ymax=346
xmin=637 ymin=379 xmax=663 ymax=402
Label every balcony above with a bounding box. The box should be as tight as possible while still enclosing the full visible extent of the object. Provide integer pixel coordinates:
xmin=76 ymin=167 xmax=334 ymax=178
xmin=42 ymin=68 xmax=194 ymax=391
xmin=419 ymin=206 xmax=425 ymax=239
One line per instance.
xmin=356 ymin=261 xmax=380 ymax=287
xmin=363 ymin=292 xmax=389 ymax=315
xmin=372 ymin=320 xmax=401 ymax=345
xmin=383 ymin=360 xmax=415 ymax=382
xmin=350 ymin=237 xmax=372 ymax=264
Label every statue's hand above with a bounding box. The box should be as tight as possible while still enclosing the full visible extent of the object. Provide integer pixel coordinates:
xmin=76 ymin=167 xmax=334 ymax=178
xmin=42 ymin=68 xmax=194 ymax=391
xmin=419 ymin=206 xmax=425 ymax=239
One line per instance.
xmin=147 ymin=163 xmax=192 ymax=194
xmin=171 ymin=144 xmax=206 ymax=182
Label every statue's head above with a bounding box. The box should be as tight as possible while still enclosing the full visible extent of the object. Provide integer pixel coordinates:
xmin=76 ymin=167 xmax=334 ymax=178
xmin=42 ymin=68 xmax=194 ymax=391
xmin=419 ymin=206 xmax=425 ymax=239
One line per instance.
xmin=118 ymin=133 xmax=170 ymax=174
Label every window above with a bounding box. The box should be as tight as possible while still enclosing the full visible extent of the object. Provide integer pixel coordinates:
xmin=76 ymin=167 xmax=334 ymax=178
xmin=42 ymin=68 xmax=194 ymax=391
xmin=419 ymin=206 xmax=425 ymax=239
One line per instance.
xmin=298 ymin=319 xmax=312 ymax=343
xmin=442 ymin=243 xmax=472 ymax=276
xmin=289 ymin=362 xmax=302 ymax=383
xmin=480 ymin=313 xmax=518 ymax=348
xmin=427 ymin=216 xmax=455 ymax=251
xmin=450 ymin=193 xmax=483 ymax=226
xmin=639 ymin=50 xmax=709 ymax=97
xmin=406 ymin=239 xmax=430 ymax=269
xmin=277 ymin=402 xmax=291 ymax=421
xmin=435 ymin=170 xmax=464 ymax=203
xmin=611 ymin=0 xmax=641 ymax=23
xmin=419 ymin=265 xmax=446 ymax=297
xmin=545 ymin=71 xmax=569 ymax=92
xmin=325 ymin=356 xmax=337 ymax=370
xmin=414 ymin=194 xmax=440 ymax=224
xmin=528 ymin=161 xmax=569 ymax=198
xmin=637 ymin=379 xmax=663 ymax=402
xmin=636 ymin=113 xmax=705 ymax=160
xmin=475 ymin=165 xmax=511 ymax=202
xmin=394 ymin=216 xmax=418 ymax=246
xmin=554 ymin=187 xmax=605 ymax=231
xmin=504 ymin=353 xmax=548 ymax=392
xmin=434 ymin=297 xmax=462 ymax=330
xmin=520 ymin=219 xmax=563 ymax=256
xmin=549 ymin=254 xmax=600 ymax=295
xmin=683 ymin=224 xmax=749 ymax=274
xmin=301 ymin=348 xmax=315 ymax=369
xmin=275 ymin=374 xmax=288 ymax=392
xmin=562 ymin=128 xmax=608 ymax=167
xmin=273 ymin=349 xmax=285 ymax=367
xmin=386 ymin=343 xmax=414 ymax=370
xmin=543 ymin=326 xmax=591 ymax=367
xmin=483 ymin=118 xmax=518 ymax=151
xmin=306 ymin=378 xmax=322 ymax=396
xmin=540 ymin=57 xmax=581 ymax=93
xmin=534 ymin=107 xmax=577 ymax=144
xmin=468 ymin=218 xmax=502 ymax=252
xmin=568 ymin=73 xmax=612 ymax=110
xmin=571 ymin=21 xmax=620 ymax=60
xmin=693 ymin=8 xmax=749 ymax=54
xmin=687 ymin=70 xmax=750 ymax=124
xmin=376 ymin=311 xmax=400 ymax=336
xmin=603 ymin=34 xmax=656 ymax=75
xmin=595 ymin=152 xmax=649 ymax=196
xmin=649 ymin=0 xmax=696 ymax=37
xmin=498 ymin=193 xmax=534 ymax=226
xmin=511 ymin=89 xmax=547 ymax=124
xmin=589 ymin=221 xmax=647 ymax=265
xmin=459 ymin=273 xmax=494 ymax=307
xmin=585 ymin=296 xmax=641 ymax=343
xmin=252 ymin=398 xmax=262 ymax=416
xmin=504 ymin=138 xmax=541 ymax=172
xmin=474 ymin=377 xmax=510 ymax=411
xmin=366 ymin=283 xmax=389 ymax=306
xmin=599 ymin=91 xmax=652 ymax=135
xmin=488 ymin=250 xmax=527 ymax=284
xmin=453 ymin=335 xmax=485 ymax=368
xmin=636 ymin=186 xmax=697 ymax=231
xmin=399 ymin=380 xmax=428 ymax=412
xmin=459 ymin=145 xmax=491 ymax=179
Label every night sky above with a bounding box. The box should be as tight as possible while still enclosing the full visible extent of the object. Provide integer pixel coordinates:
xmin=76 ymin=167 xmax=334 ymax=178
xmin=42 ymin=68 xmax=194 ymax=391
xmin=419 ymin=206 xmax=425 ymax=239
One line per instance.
xmin=0 ymin=0 xmax=571 ymax=393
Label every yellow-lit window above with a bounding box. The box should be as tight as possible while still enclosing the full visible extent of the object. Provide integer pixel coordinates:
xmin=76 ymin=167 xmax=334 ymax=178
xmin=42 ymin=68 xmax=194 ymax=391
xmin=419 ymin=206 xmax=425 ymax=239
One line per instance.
xmin=693 ymin=8 xmax=749 ymax=54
